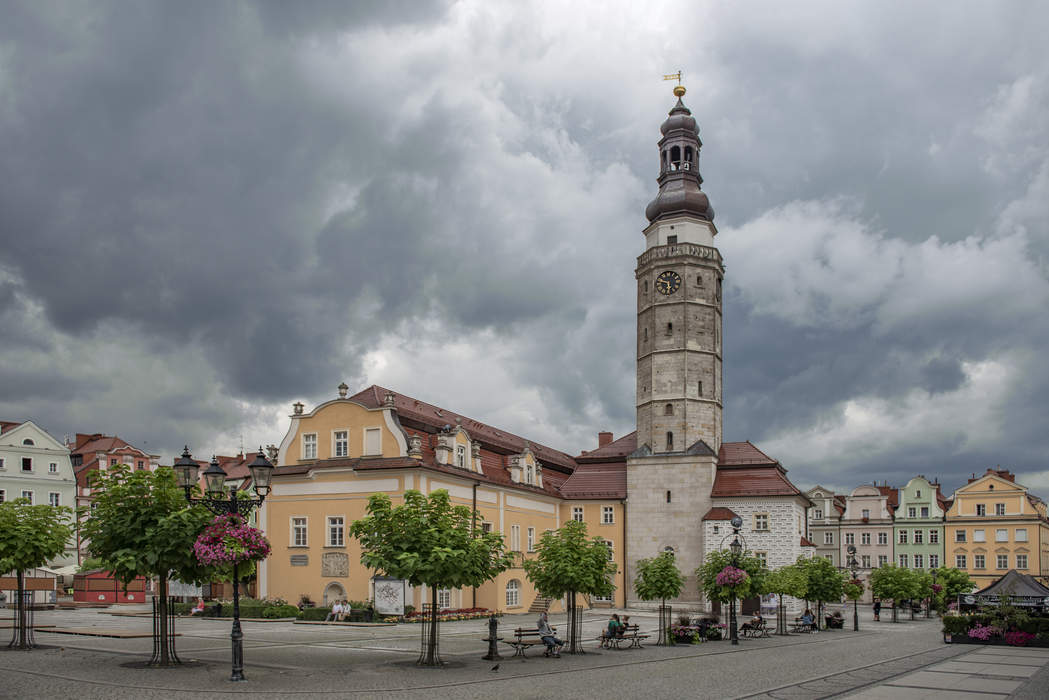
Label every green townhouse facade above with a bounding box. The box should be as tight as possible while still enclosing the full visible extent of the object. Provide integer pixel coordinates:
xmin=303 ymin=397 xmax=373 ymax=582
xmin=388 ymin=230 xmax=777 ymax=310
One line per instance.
xmin=892 ymin=476 xmax=948 ymax=572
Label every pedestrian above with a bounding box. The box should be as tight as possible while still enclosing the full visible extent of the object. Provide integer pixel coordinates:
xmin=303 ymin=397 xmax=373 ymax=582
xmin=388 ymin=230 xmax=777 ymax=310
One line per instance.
xmin=873 ymin=598 xmax=881 ymax=622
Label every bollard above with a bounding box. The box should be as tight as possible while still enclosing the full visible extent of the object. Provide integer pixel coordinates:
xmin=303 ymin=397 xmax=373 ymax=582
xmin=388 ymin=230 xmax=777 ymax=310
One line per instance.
xmin=482 ymin=614 xmax=503 ymax=660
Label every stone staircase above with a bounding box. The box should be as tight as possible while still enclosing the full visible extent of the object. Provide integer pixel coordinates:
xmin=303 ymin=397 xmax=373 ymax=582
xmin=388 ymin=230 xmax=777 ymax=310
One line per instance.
xmin=528 ymin=596 xmax=552 ymax=613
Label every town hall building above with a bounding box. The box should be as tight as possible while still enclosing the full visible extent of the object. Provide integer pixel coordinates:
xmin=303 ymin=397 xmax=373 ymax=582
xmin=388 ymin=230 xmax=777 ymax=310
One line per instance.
xmin=261 ymin=86 xmax=811 ymax=614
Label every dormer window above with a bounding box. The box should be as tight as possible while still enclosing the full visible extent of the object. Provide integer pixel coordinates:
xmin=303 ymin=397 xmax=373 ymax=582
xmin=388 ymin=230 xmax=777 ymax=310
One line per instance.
xmin=456 ymin=445 xmax=465 ymax=468
xmin=526 ymin=464 xmax=534 ymax=485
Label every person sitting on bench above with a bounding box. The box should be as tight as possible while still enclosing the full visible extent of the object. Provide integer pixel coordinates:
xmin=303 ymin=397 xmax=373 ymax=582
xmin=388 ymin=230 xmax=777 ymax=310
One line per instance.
xmin=537 ymin=612 xmax=563 ymax=657
xmin=741 ymin=612 xmax=763 ymax=633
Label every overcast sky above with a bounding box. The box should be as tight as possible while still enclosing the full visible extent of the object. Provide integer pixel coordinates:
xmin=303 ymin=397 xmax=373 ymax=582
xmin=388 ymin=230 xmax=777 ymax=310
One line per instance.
xmin=1 ymin=1 xmax=1046 ymax=497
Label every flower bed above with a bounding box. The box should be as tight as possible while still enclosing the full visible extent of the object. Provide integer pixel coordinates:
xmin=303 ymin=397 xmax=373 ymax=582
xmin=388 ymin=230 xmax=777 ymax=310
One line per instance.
xmin=403 ymin=607 xmax=496 ymax=623
xmin=943 ymin=613 xmax=1049 ymax=647
xmin=669 ymin=623 xmax=725 ymax=643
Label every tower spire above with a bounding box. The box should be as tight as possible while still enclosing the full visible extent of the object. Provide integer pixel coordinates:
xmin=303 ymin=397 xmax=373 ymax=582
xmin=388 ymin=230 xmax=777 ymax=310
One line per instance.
xmin=645 ymin=86 xmax=714 ymax=223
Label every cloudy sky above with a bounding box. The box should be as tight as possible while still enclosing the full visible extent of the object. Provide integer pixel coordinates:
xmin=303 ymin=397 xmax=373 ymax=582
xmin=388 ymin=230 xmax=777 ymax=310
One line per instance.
xmin=1 ymin=1 xmax=1046 ymax=496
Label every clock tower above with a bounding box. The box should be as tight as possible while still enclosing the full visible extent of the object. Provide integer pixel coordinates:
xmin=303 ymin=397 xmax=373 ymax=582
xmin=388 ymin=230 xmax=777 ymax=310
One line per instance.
xmin=626 ymin=85 xmax=723 ymax=608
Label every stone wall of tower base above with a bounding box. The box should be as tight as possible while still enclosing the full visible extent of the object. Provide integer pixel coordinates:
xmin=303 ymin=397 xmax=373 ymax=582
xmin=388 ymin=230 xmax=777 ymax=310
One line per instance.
xmin=625 ymin=453 xmax=715 ymax=609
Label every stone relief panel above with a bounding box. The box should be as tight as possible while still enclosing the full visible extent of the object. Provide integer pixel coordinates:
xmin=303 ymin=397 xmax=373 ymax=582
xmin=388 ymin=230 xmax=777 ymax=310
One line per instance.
xmin=321 ymin=551 xmax=349 ymax=578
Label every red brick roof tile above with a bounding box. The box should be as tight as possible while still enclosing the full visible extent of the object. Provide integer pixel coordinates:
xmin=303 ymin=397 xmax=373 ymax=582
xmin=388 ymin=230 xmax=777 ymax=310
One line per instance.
xmin=701 ymin=507 xmax=739 ymax=521
xmin=575 ymin=432 xmax=637 ymax=463
xmin=558 ymin=461 xmax=626 ymax=500
xmin=717 ymin=441 xmax=777 ymax=466
xmin=800 ymin=536 xmax=817 ymax=548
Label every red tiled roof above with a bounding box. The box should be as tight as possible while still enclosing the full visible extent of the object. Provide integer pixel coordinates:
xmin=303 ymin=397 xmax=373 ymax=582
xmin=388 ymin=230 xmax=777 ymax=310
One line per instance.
xmin=701 ymin=507 xmax=739 ymax=521
xmin=877 ymin=486 xmax=899 ymax=508
xmin=558 ymin=461 xmax=626 ymax=500
xmin=712 ymin=465 xmax=805 ymax=498
xmin=0 ymin=420 xmax=21 ymax=435
xmin=348 ymin=386 xmax=578 ymax=473
xmin=718 ymin=441 xmax=777 ymax=466
xmin=576 ymin=432 xmax=637 ymax=464
xmin=800 ymin=536 xmax=817 ymax=547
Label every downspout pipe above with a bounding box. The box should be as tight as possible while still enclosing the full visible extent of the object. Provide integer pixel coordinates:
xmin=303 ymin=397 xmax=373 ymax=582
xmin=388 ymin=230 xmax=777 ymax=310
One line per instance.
xmin=472 ymin=481 xmax=478 ymax=609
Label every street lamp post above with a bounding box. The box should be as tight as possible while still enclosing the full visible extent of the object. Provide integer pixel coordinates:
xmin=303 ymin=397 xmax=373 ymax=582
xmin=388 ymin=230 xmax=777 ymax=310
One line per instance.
xmin=721 ymin=515 xmax=746 ymax=646
xmin=174 ymin=446 xmax=274 ymax=682
xmin=846 ymin=544 xmax=860 ymax=632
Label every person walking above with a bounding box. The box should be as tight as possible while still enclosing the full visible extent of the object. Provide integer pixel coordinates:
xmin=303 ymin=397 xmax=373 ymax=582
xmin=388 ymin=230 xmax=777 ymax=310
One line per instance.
xmin=873 ymin=598 xmax=881 ymax=622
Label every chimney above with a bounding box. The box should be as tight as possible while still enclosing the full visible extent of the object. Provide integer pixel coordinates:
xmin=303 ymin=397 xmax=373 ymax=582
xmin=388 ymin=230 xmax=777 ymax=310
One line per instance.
xmin=598 ymin=431 xmax=613 ymax=448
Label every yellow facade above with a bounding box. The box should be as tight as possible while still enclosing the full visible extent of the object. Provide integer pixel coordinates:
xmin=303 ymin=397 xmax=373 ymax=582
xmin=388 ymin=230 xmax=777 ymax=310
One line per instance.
xmin=945 ymin=471 xmax=1049 ymax=589
xmin=260 ymin=395 xmax=628 ymax=611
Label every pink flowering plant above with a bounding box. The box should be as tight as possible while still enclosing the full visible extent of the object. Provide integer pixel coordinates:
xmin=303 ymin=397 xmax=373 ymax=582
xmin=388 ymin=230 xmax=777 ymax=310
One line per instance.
xmin=967 ymin=623 xmax=1002 ymax=641
xmin=715 ymin=566 xmax=749 ymax=588
xmin=193 ymin=514 xmax=271 ymax=570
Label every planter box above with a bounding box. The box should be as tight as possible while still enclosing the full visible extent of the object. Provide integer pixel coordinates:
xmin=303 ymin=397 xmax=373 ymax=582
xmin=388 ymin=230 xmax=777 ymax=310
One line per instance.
xmin=945 ymin=635 xmax=1049 ymax=648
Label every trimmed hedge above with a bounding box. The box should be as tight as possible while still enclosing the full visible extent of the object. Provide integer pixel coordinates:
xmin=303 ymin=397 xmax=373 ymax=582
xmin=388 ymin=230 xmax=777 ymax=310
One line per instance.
xmin=262 ymin=604 xmax=300 ymax=619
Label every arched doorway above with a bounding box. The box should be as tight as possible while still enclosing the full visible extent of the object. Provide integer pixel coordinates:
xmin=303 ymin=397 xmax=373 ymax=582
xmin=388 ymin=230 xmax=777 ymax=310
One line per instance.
xmin=323 ymin=582 xmax=346 ymax=606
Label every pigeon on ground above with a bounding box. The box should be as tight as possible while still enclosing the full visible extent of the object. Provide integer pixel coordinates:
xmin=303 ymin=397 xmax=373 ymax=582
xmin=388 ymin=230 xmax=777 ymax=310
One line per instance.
xmin=491 ymin=664 xmax=500 ymax=671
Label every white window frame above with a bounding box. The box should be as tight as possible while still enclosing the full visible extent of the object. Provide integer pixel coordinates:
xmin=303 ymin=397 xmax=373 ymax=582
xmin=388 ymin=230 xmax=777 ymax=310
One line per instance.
xmin=955 ymin=530 xmax=967 ymax=543
xmin=913 ymin=554 xmax=924 ymax=568
xmin=753 ymin=513 xmax=769 ymax=532
xmin=0 ymin=489 xmax=4 ymax=502
xmin=845 ymin=533 xmax=855 ymax=545
xmin=974 ymin=554 xmax=986 ymax=569
xmin=861 ymin=532 xmax=871 ymax=545
xmin=481 ymin=522 xmax=493 ymax=534
xmin=327 ymin=516 xmax=345 ymax=547
xmin=824 ymin=531 xmax=833 ymax=545
xmin=1015 ymin=528 xmax=1027 ymax=542
xmin=1016 ymin=554 xmax=1028 ymax=569
xmin=899 ymin=554 xmax=908 ymax=568
xmin=929 ymin=530 xmax=939 ymax=544
xmin=602 ymin=539 xmax=614 ymax=562
xmin=21 ymin=457 xmax=32 ymax=472
xmin=572 ymin=506 xmax=583 ymax=523
xmin=973 ymin=529 xmax=985 ymax=543
xmin=363 ymin=427 xmax=381 ymax=456
xmin=929 ymin=554 xmax=939 ymax=568
xmin=510 ymin=525 xmax=520 ymax=552
xmin=877 ymin=555 xmax=887 ymax=567
xmin=21 ymin=490 xmax=33 ymax=504
xmin=437 ymin=588 xmax=451 ymax=609
xmin=505 ymin=579 xmax=521 ymax=608
xmin=908 ymin=507 xmax=916 ymax=518
xmin=291 ymin=516 xmax=309 ymax=547
xmin=48 ymin=492 xmax=60 ymax=507
xmin=49 ymin=462 xmax=59 ymax=473
xmin=456 ymin=445 xmax=466 ymax=468
xmin=861 ymin=555 xmax=871 ymax=568
xmin=878 ymin=532 xmax=888 ymax=545
xmin=976 ymin=504 xmax=986 ymax=516
xmin=996 ymin=554 xmax=1008 ymax=569
xmin=602 ymin=506 xmax=614 ymax=524
xmin=920 ymin=506 xmax=929 ymax=518
xmin=956 ymin=554 xmax=967 ymax=568
xmin=814 ymin=509 xmax=823 ymax=519
xmin=861 ymin=509 xmax=870 ymax=519
xmin=0 ymin=457 xmax=5 ymax=469
xmin=754 ymin=551 xmax=768 ymax=567
xmin=898 ymin=530 xmax=908 ymax=544
xmin=995 ymin=503 xmax=1006 ymax=516
xmin=913 ymin=529 xmax=923 ymax=544
xmin=995 ymin=529 xmax=1008 ymax=543
xmin=302 ymin=433 xmax=318 ymax=460
xmin=333 ymin=430 xmax=348 ymax=458
xmin=527 ymin=527 xmax=535 ymax=552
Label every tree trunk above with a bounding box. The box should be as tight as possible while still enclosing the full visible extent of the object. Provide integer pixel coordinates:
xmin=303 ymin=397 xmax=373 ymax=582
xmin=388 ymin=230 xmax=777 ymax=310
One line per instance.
xmin=778 ymin=595 xmax=786 ymax=635
xmin=892 ymin=599 xmax=899 ymax=623
xmin=14 ymin=570 xmax=29 ymax=649
xmin=419 ymin=585 xmax=441 ymax=666
xmin=564 ymin=591 xmax=584 ymax=654
xmin=156 ymin=577 xmax=170 ymax=665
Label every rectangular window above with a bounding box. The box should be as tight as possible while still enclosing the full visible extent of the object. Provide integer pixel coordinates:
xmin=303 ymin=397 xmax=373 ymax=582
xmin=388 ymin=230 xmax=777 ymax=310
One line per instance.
xmin=527 ymin=527 xmax=535 ymax=552
xmin=814 ymin=509 xmax=823 ymax=519
xmin=603 ymin=540 xmax=614 ymax=562
xmin=1016 ymin=528 xmax=1027 ymax=542
xmin=877 ymin=555 xmax=887 ymax=567
xmin=48 ymin=492 xmax=60 ymax=507
xmin=995 ymin=529 xmax=1008 ymax=542
xmin=49 ymin=462 xmax=58 ymax=473
xmin=364 ymin=428 xmax=381 ymax=455
xmin=481 ymin=522 xmax=493 ymax=534
xmin=602 ymin=506 xmax=614 ymax=524
xmin=861 ymin=555 xmax=871 ymax=568
xmin=21 ymin=490 xmax=33 ymax=504
xmin=929 ymin=530 xmax=939 ymax=544
xmin=915 ymin=490 xmax=922 ymax=498
xmin=845 ymin=533 xmax=855 ymax=545
xmin=506 ymin=581 xmax=520 ymax=607
xmin=456 ymin=445 xmax=465 ymax=468
xmin=302 ymin=434 xmax=317 ymax=460
xmin=755 ymin=551 xmax=768 ymax=567
xmin=929 ymin=554 xmax=939 ymax=568
xmin=914 ymin=554 xmax=924 ymax=568
xmin=878 ymin=532 xmax=888 ymax=545
xmin=510 ymin=525 xmax=520 ymax=552
xmin=861 ymin=509 xmax=870 ymax=519
xmin=110 ymin=458 xmax=118 ymax=466
xmin=137 ymin=460 xmax=144 ymax=469
xmin=995 ymin=503 xmax=1006 ymax=516
xmin=1017 ymin=554 xmax=1028 ymax=569
xmin=0 ymin=489 xmax=4 ymax=502
xmin=996 ymin=554 xmax=1008 ymax=569
xmin=861 ymin=532 xmax=871 ymax=545
xmin=973 ymin=529 xmax=986 ymax=543
xmin=572 ymin=506 xmax=584 ymax=523
xmin=974 ymin=555 xmax=986 ymax=569
xmin=292 ymin=517 xmax=308 ymax=547
xmin=825 ymin=555 xmax=834 ymax=562
xmin=899 ymin=554 xmax=908 ymax=568
xmin=0 ymin=457 xmax=5 ymax=469
xmin=898 ymin=530 xmax=908 ymax=544
xmin=327 ymin=516 xmax=344 ymax=547
xmin=914 ymin=530 xmax=923 ymax=544
xmin=21 ymin=457 xmax=32 ymax=471
xmin=956 ymin=554 xmax=967 ymax=568
xmin=955 ymin=530 xmax=966 ymax=543
xmin=437 ymin=589 xmax=451 ymax=609
xmin=976 ymin=504 xmax=986 ymax=516
xmin=908 ymin=507 xmax=916 ymax=518
xmin=753 ymin=514 xmax=769 ymax=531
xmin=334 ymin=431 xmax=348 ymax=458
xmin=920 ymin=507 xmax=929 ymax=518
xmin=824 ymin=531 xmax=833 ymax=545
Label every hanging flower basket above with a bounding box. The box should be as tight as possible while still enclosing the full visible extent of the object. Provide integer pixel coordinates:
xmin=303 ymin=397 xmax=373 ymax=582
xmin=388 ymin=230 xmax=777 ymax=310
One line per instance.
xmin=715 ymin=565 xmax=749 ymax=589
xmin=193 ymin=513 xmax=271 ymax=566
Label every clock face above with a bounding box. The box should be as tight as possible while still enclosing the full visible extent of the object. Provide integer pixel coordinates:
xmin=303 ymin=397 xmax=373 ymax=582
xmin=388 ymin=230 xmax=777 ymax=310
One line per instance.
xmin=655 ymin=270 xmax=682 ymax=296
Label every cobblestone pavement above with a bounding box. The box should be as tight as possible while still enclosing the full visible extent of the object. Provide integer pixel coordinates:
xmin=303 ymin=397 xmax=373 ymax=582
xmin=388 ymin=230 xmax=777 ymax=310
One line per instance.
xmin=1 ymin=607 xmax=1047 ymax=699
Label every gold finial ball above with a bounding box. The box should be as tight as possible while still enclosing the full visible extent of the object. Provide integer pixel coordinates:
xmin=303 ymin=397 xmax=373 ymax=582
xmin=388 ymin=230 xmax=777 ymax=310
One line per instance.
xmin=673 ymin=85 xmax=686 ymax=97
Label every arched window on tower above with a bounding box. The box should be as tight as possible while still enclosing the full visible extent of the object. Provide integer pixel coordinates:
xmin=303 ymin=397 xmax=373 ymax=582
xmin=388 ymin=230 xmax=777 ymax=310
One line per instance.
xmin=684 ymin=146 xmax=693 ymax=170
xmin=664 ymin=403 xmax=674 ymax=416
xmin=643 ymin=328 xmax=648 ymax=342
xmin=666 ymin=322 xmax=673 ymax=336
xmin=698 ymin=381 xmax=703 ymax=397
xmin=669 ymin=145 xmax=681 ymax=171
xmin=666 ymin=431 xmax=674 ymax=451
xmin=661 ymin=150 xmax=668 ymax=172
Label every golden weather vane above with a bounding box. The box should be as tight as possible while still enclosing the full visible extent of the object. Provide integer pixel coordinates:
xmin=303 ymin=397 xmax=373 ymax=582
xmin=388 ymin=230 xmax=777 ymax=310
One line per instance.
xmin=663 ymin=70 xmax=686 ymax=97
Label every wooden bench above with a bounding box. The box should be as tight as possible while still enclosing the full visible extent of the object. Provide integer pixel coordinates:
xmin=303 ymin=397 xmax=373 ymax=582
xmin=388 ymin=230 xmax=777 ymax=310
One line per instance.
xmin=599 ymin=624 xmax=650 ymax=649
xmin=741 ymin=619 xmax=770 ymax=638
xmin=504 ymin=627 xmax=558 ymax=658
xmin=791 ymin=618 xmax=817 ymax=633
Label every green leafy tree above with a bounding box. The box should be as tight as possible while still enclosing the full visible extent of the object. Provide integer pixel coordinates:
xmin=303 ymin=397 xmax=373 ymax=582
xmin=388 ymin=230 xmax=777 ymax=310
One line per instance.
xmin=0 ymin=499 xmax=75 ymax=648
xmin=796 ymin=556 xmax=845 ymax=628
xmin=696 ymin=549 xmax=768 ymax=604
xmin=523 ymin=520 xmax=616 ymax=654
xmin=764 ymin=563 xmax=809 ymax=635
xmin=915 ymin=571 xmax=935 ymax=618
xmin=350 ymin=489 xmax=514 ymax=665
xmin=931 ymin=566 xmax=974 ymax=614
xmin=81 ymin=466 xmax=215 ymax=665
xmin=634 ymin=551 xmax=685 ymax=644
xmin=77 ymin=556 xmax=112 ymax=573
xmin=869 ymin=564 xmax=920 ymax=622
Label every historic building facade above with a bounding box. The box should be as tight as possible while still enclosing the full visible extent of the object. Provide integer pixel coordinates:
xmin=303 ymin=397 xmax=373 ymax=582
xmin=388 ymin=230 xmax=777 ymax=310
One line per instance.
xmin=840 ymin=485 xmax=896 ymax=603
xmin=945 ymin=469 xmax=1049 ymax=589
xmin=805 ymin=486 xmax=844 ymax=566
xmin=893 ymin=476 xmax=948 ymax=573
xmin=262 ymin=87 xmax=810 ymax=614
